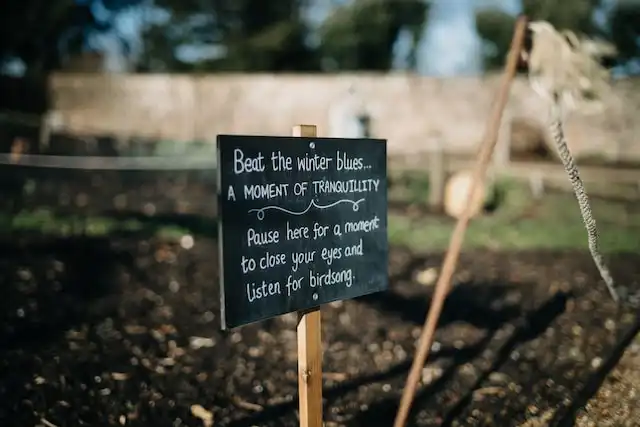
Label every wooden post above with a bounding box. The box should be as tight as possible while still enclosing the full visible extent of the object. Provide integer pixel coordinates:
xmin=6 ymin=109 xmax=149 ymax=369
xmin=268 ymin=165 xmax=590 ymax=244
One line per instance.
xmin=393 ymin=15 xmax=528 ymax=427
xmin=38 ymin=112 xmax=51 ymax=151
xmin=428 ymin=138 xmax=445 ymax=211
xmin=494 ymin=107 xmax=512 ymax=168
xmin=529 ymin=171 xmax=545 ymax=199
xmin=292 ymin=124 xmax=323 ymax=427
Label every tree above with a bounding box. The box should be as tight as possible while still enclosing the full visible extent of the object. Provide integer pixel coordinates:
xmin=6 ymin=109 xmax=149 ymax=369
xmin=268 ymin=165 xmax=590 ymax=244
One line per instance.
xmin=207 ymin=0 xmax=319 ymax=72
xmin=0 ymin=0 xmax=79 ymax=75
xmin=138 ymin=0 xmax=319 ymax=72
xmin=318 ymin=0 xmax=429 ymax=71
xmin=475 ymin=0 xmax=604 ymax=71
xmin=474 ymin=8 xmax=516 ymax=71
xmin=521 ymin=0 xmax=603 ymax=36
xmin=0 ymin=0 xmax=141 ymax=76
xmin=609 ymin=1 xmax=640 ymax=64
xmin=140 ymin=0 xmax=431 ymax=73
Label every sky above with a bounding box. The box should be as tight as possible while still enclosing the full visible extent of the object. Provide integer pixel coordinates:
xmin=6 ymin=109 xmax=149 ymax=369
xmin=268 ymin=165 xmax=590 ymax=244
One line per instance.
xmin=418 ymin=0 xmax=483 ymax=75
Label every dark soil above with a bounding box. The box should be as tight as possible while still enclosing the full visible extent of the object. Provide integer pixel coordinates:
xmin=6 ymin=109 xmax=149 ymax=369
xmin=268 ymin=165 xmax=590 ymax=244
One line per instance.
xmin=1 ymin=234 xmax=638 ymax=427
xmin=1 ymin=132 xmax=640 ymax=426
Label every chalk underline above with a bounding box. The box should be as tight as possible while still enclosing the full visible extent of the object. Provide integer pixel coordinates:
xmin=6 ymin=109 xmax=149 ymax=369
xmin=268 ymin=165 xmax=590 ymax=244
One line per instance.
xmin=248 ymin=198 xmax=365 ymax=220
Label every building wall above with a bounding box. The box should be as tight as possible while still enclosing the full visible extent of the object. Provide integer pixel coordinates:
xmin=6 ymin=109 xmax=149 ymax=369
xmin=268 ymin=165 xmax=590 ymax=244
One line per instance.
xmin=48 ymin=72 xmax=640 ymax=160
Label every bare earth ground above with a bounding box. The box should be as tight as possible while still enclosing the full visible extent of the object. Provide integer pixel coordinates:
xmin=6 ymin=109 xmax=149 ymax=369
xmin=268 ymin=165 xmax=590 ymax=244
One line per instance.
xmin=0 ymin=138 xmax=640 ymax=426
xmin=1 ymin=236 xmax=639 ymax=427
xmin=575 ymin=337 xmax=640 ymax=427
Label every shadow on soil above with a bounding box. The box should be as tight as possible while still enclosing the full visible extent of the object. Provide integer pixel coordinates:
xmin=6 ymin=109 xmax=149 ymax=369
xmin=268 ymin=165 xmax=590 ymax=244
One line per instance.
xmin=0 ymin=225 xmax=635 ymax=427
xmin=356 ymin=282 xmax=524 ymax=333
xmin=554 ymin=311 xmax=640 ymax=427
xmin=226 ymin=276 xmax=570 ymax=427
xmin=0 ymin=235 xmax=138 ymax=352
xmin=348 ymin=290 xmax=572 ymax=427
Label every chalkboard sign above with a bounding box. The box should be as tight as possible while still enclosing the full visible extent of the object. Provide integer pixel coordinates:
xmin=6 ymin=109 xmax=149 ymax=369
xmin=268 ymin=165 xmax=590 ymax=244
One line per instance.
xmin=217 ymin=135 xmax=388 ymax=329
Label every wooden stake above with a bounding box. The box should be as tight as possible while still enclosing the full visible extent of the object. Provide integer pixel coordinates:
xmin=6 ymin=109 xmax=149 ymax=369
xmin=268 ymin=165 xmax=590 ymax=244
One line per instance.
xmin=392 ymin=16 xmax=528 ymax=427
xmin=38 ymin=112 xmax=51 ymax=150
xmin=293 ymin=124 xmax=323 ymax=427
xmin=428 ymin=138 xmax=445 ymax=211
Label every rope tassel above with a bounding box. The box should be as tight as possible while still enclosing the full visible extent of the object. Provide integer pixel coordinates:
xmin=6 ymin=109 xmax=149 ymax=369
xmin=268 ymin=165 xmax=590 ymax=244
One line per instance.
xmin=549 ymin=104 xmax=618 ymax=302
xmin=527 ymin=21 xmax=619 ymax=302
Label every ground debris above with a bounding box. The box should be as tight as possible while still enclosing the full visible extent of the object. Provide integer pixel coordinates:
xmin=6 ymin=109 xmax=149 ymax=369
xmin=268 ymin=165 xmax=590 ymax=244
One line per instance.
xmin=232 ymin=396 xmax=264 ymax=411
xmin=1 ymin=237 xmax=639 ymax=427
xmin=517 ymin=409 xmax=555 ymax=427
xmin=190 ymin=404 xmax=214 ymax=427
xmin=189 ymin=336 xmax=216 ymax=349
xmin=575 ymin=333 xmax=640 ymax=427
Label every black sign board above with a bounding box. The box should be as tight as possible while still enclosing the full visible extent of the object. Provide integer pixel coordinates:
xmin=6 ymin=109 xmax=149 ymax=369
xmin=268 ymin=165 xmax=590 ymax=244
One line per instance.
xmin=217 ymin=135 xmax=388 ymax=329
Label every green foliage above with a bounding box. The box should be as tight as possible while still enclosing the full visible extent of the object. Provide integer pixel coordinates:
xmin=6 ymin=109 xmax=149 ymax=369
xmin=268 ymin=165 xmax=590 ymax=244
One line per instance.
xmin=609 ymin=1 xmax=640 ymax=62
xmin=140 ymin=0 xmax=428 ymax=73
xmin=0 ymin=0 xmax=78 ymax=75
xmin=5 ymin=0 xmax=638 ymax=75
xmin=210 ymin=20 xmax=318 ymax=72
xmin=204 ymin=0 xmax=320 ymax=71
xmin=522 ymin=0 xmax=602 ymax=35
xmin=139 ymin=0 xmax=319 ymax=72
xmin=318 ymin=0 xmax=429 ymax=71
xmin=474 ymin=0 xmax=640 ymax=71
xmin=0 ymin=1 xmax=145 ymax=75
xmin=475 ymin=8 xmax=516 ymax=70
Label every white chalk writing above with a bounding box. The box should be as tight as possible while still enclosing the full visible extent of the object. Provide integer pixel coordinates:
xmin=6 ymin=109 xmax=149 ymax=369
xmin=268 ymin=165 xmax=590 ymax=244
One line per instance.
xmin=228 ymin=146 xmax=383 ymax=304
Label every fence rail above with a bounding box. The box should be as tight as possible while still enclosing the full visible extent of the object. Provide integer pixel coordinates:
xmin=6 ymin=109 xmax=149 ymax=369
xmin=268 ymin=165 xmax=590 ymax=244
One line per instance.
xmin=0 ymin=153 xmax=216 ymax=170
xmin=0 ymin=151 xmax=637 ymax=188
xmin=391 ymin=154 xmax=640 ymax=183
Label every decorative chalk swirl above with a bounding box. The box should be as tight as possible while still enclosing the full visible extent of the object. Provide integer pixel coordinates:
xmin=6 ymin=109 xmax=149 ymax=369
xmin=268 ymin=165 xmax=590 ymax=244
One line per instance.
xmin=249 ymin=198 xmax=365 ymax=220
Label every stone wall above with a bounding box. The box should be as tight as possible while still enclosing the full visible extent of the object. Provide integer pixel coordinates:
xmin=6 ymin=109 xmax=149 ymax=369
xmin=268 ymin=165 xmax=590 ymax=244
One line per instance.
xmin=48 ymin=72 xmax=640 ymax=160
